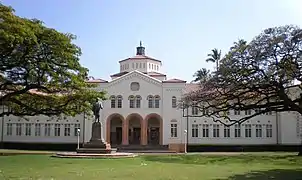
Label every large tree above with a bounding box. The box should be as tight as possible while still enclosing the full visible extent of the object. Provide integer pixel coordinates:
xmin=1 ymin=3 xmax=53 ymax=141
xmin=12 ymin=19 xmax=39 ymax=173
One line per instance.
xmin=0 ymin=3 xmax=105 ymax=118
xmin=185 ymin=25 xmax=302 ymax=155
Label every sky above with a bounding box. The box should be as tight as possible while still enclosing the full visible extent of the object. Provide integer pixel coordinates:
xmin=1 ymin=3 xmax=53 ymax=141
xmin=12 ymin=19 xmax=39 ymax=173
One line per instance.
xmin=2 ymin=0 xmax=302 ymax=82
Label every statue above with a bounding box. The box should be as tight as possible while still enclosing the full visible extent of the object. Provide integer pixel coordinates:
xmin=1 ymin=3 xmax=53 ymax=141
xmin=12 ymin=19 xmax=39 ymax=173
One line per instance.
xmin=76 ymin=97 xmax=113 ymax=153
xmin=92 ymin=98 xmax=103 ymax=122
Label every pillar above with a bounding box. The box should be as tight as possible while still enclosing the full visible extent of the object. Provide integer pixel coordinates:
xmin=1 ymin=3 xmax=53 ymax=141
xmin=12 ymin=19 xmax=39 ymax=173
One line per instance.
xmin=106 ymin=119 xmax=110 ymax=143
xmin=141 ymin=120 xmax=147 ymax=145
xmin=122 ymin=120 xmax=128 ymax=145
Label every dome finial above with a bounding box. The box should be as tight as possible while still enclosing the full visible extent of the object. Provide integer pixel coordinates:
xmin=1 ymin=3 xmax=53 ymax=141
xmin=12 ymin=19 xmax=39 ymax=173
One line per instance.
xmin=136 ymin=41 xmax=145 ymax=55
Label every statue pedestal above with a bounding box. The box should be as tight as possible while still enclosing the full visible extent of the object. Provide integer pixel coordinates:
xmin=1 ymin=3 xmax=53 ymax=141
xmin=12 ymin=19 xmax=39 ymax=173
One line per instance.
xmin=76 ymin=122 xmax=114 ymax=154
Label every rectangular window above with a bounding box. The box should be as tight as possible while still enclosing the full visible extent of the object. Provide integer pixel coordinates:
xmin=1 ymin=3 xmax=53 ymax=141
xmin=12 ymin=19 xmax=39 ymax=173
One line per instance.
xmin=234 ymin=110 xmax=241 ymax=115
xmin=74 ymin=124 xmax=80 ymax=136
xmin=55 ymin=124 xmax=61 ymax=136
xmin=170 ymin=124 xmax=177 ymax=137
xmin=224 ymin=125 xmax=230 ymax=137
xmin=111 ymin=99 xmax=116 ymax=108
xmin=136 ymin=99 xmax=141 ymax=108
xmin=129 ymin=99 xmax=135 ymax=108
xmin=25 ymin=123 xmax=31 ymax=136
xmin=172 ymin=97 xmax=177 ymax=108
xmin=245 ymin=124 xmax=251 ymax=137
xmin=117 ymin=99 xmax=122 ymax=108
xmin=64 ymin=124 xmax=71 ymax=136
xmin=44 ymin=124 xmax=51 ymax=136
xmin=155 ymin=99 xmax=160 ymax=108
xmin=6 ymin=123 xmax=12 ymax=136
xmin=254 ymin=108 xmax=261 ymax=114
xmin=266 ymin=124 xmax=272 ymax=138
xmin=245 ymin=109 xmax=251 ymax=115
xmin=192 ymin=124 xmax=199 ymax=137
xmin=148 ymin=99 xmax=153 ymax=108
xmin=265 ymin=111 xmax=272 ymax=115
xmin=202 ymin=124 xmax=209 ymax=137
xmin=256 ymin=124 xmax=262 ymax=137
xmin=192 ymin=106 xmax=198 ymax=115
xmin=213 ymin=124 xmax=220 ymax=137
xmin=16 ymin=123 xmax=22 ymax=136
xmin=235 ymin=124 xmax=241 ymax=138
xmin=35 ymin=124 xmax=41 ymax=136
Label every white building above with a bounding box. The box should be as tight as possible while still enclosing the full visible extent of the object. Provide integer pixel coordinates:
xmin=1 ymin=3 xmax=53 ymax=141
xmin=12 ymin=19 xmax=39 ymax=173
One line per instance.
xmin=1 ymin=43 xmax=302 ymax=152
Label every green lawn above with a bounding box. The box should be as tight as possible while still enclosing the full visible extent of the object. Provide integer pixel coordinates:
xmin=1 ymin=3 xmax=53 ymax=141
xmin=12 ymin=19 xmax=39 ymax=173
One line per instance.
xmin=0 ymin=152 xmax=302 ymax=180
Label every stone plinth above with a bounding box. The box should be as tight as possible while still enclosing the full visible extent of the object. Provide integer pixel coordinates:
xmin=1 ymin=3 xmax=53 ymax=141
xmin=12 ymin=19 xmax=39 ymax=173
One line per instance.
xmin=76 ymin=122 xmax=113 ymax=154
xmin=54 ymin=152 xmax=137 ymax=159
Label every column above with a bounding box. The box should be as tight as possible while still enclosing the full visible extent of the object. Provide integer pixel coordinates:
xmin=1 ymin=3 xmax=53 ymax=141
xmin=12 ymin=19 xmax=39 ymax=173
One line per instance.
xmin=141 ymin=120 xmax=147 ymax=145
xmin=122 ymin=120 xmax=128 ymax=145
xmin=106 ymin=120 xmax=110 ymax=143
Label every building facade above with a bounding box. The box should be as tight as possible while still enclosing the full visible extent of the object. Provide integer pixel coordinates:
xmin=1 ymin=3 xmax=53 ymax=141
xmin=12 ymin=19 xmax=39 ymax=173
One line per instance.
xmin=1 ymin=43 xmax=302 ymax=151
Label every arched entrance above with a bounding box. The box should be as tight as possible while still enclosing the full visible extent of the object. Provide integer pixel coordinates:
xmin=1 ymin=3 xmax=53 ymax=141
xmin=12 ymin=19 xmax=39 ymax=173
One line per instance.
xmin=106 ymin=114 xmax=124 ymax=145
xmin=145 ymin=113 xmax=163 ymax=145
xmin=126 ymin=113 xmax=143 ymax=145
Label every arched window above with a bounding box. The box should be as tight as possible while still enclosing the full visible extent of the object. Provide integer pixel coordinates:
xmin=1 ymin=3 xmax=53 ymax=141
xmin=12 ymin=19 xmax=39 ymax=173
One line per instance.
xmin=135 ymin=95 xmax=141 ymax=108
xmin=128 ymin=95 xmax=135 ymax=108
xmin=154 ymin=95 xmax=160 ymax=108
xmin=117 ymin=95 xmax=123 ymax=108
xmin=110 ymin=95 xmax=116 ymax=108
xmin=147 ymin=95 xmax=154 ymax=108
xmin=172 ymin=96 xmax=177 ymax=108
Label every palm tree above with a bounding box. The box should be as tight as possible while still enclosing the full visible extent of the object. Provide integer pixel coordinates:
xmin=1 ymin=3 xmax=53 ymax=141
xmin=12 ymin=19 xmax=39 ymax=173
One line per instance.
xmin=192 ymin=68 xmax=210 ymax=83
xmin=206 ymin=48 xmax=221 ymax=72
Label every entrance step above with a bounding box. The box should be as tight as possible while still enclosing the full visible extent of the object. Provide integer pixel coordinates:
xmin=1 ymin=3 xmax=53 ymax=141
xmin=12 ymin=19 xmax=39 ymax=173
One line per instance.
xmin=116 ymin=145 xmax=176 ymax=153
xmin=117 ymin=149 xmax=177 ymax=153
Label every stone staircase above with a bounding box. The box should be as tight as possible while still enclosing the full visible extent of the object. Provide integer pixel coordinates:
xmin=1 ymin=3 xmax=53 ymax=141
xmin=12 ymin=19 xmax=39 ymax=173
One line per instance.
xmin=116 ymin=145 xmax=177 ymax=153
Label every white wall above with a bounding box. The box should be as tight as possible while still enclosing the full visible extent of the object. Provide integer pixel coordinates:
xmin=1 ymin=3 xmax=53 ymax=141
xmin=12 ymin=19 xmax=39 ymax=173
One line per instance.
xmin=162 ymin=83 xmax=186 ymax=145
xmin=119 ymin=60 xmax=162 ymax=74
xmin=279 ymin=112 xmax=302 ymax=145
xmin=2 ymin=114 xmax=85 ymax=144
xmin=1 ymin=73 xmax=301 ymax=146
xmin=100 ymin=71 xmax=163 ymax=140
xmin=120 ymin=60 xmax=148 ymax=73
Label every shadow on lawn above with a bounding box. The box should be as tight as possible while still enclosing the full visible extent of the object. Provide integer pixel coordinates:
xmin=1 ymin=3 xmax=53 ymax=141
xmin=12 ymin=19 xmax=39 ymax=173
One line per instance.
xmin=217 ymin=169 xmax=302 ymax=180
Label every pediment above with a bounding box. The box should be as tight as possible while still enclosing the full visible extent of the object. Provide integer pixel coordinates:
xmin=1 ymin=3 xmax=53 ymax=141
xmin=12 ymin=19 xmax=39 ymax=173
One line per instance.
xmin=107 ymin=70 xmax=162 ymax=88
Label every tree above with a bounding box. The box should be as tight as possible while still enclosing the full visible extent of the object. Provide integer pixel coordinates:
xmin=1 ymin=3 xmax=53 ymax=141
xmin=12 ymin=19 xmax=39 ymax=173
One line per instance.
xmin=185 ymin=25 xmax=302 ymax=155
xmin=192 ymin=68 xmax=211 ymax=83
xmin=205 ymin=48 xmax=221 ymax=71
xmin=0 ymin=3 xmax=106 ymax=118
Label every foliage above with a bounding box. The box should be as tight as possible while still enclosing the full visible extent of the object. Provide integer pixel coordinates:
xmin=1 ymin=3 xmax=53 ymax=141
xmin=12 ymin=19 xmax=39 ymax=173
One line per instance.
xmin=185 ymin=25 xmax=302 ymax=126
xmin=0 ymin=3 xmax=106 ymax=117
xmin=206 ymin=48 xmax=221 ymax=71
xmin=192 ymin=68 xmax=211 ymax=83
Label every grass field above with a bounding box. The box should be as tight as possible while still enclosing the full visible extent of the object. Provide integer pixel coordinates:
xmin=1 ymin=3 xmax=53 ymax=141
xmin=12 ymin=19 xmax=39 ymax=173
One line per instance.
xmin=0 ymin=151 xmax=302 ymax=180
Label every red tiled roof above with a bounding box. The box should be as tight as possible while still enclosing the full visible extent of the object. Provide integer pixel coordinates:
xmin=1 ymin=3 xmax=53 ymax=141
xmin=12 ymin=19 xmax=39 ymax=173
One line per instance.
xmin=162 ymin=78 xmax=187 ymax=83
xmin=184 ymin=83 xmax=201 ymax=93
xmin=119 ymin=55 xmax=161 ymax=63
xmin=86 ymin=78 xmax=108 ymax=83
